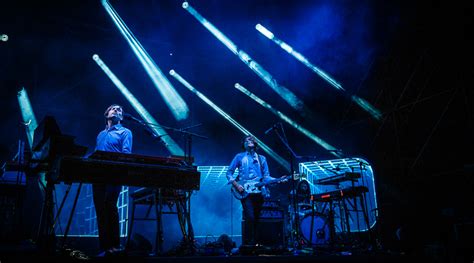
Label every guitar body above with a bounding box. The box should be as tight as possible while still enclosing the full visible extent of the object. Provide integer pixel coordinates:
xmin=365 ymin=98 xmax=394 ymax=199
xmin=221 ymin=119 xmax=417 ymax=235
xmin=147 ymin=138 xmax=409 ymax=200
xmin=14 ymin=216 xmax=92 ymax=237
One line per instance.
xmin=231 ymin=179 xmax=265 ymax=200
xmin=231 ymin=176 xmax=289 ymax=200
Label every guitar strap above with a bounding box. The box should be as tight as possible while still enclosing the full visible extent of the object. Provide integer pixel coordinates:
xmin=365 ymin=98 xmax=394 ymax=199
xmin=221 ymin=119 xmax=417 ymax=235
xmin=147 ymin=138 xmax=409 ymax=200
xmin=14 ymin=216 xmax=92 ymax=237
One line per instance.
xmin=256 ymin=153 xmax=270 ymax=197
xmin=255 ymin=153 xmax=264 ymax=176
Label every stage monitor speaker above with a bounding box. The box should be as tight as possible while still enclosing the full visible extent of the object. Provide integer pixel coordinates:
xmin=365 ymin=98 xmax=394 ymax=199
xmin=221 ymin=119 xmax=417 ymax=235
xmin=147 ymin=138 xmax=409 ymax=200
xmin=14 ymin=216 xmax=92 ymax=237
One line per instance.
xmin=242 ymin=219 xmax=285 ymax=247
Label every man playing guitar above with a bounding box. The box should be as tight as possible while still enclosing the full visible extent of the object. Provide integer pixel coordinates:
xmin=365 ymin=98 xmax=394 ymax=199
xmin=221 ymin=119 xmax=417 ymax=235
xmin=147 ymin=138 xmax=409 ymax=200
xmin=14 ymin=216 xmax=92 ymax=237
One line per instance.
xmin=226 ymin=135 xmax=288 ymax=246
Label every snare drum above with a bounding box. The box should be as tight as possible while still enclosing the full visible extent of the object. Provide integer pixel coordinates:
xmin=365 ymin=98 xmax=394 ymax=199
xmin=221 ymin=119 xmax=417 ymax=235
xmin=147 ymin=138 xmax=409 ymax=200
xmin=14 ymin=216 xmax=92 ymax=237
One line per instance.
xmin=288 ymin=203 xmax=313 ymax=220
xmin=297 ymin=203 xmax=312 ymax=216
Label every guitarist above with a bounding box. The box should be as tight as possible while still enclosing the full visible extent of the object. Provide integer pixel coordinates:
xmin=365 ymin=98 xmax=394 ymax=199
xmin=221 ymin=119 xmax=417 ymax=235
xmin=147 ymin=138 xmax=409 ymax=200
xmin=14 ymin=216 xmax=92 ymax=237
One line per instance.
xmin=226 ymin=135 xmax=282 ymax=246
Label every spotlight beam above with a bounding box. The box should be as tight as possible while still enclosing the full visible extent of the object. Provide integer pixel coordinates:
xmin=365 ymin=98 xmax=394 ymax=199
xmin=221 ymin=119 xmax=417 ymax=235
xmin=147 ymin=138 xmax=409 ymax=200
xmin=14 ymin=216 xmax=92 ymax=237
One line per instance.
xmin=17 ymin=88 xmax=38 ymax=149
xmin=182 ymin=2 xmax=306 ymax=115
xmin=169 ymin=69 xmax=291 ymax=171
xmin=93 ymin=54 xmax=184 ymax=156
xmin=101 ymin=0 xmax=189 ymax=121
xmin=234 ymin=83 xmax=341 ymax=158
xmin=256 ymin=23 xmax=382 ymax=121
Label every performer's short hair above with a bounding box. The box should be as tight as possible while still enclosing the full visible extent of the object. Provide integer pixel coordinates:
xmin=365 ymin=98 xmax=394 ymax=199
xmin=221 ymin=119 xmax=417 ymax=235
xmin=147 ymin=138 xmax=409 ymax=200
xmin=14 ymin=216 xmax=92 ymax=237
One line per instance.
xmin=241 ymin=135 xmax=259 ymax=150
xmin=104 ymin=104 xmax=123 ymax=123
xmin=104 ymin=104 xmax=123 ymax=117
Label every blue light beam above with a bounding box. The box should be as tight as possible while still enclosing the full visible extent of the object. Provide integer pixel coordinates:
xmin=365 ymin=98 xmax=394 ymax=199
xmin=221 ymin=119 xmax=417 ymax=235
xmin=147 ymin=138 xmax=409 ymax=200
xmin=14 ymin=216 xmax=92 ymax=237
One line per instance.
xmin=256 ymin=24 xmax=382 ymax=121
xmin=169 ymin=69 xmax=290 ymax=171
xmin=101 ymin=0 xmax=189 ymax=121
xmin=235 ymin=83 xmax=341 ymax=158
xmin=182 ymin=2 xmax=306 ymax=114
xmin=93 ymin=54 xmax=184 ymax=156
xmin=17 ymin=88 xmax=38 ymax=149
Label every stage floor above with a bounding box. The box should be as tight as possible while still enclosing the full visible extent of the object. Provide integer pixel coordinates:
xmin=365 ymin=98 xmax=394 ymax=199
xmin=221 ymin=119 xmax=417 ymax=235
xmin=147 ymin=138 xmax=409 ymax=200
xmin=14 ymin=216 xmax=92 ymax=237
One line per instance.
xmin=0 ymin=251 xmax=419 ymax=263
xmin=0 ymin=241 xmax=428 ymax=263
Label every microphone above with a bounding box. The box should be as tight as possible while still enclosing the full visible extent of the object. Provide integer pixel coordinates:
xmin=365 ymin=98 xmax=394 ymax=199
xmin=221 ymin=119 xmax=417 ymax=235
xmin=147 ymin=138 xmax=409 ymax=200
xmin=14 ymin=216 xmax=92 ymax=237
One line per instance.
xmin=264 ymin=122 xmax=280 ymax=135
xmin=123 ymin=113 xmax=141 ymax=123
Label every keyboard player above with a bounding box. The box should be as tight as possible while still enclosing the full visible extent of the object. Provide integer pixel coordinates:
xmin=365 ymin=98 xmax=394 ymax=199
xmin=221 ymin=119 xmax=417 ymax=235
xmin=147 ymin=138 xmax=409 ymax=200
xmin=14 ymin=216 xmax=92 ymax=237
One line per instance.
xmin=93 ymin=104 xmax=132 ymax=256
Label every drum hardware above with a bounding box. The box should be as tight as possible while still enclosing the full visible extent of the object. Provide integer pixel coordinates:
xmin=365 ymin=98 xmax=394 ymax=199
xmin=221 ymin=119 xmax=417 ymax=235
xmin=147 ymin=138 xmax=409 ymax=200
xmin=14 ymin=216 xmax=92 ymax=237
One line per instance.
xmin=287 ymin=202 xmax=332 ymax=247
xmin=288 ymin=187 xmax=371 ymax=248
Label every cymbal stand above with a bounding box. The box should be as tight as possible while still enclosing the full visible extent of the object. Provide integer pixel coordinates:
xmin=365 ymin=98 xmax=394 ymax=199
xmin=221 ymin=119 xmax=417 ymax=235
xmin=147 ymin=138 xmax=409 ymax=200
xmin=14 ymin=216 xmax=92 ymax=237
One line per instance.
xmin=269 ymin=123 xmax=304 ymax=249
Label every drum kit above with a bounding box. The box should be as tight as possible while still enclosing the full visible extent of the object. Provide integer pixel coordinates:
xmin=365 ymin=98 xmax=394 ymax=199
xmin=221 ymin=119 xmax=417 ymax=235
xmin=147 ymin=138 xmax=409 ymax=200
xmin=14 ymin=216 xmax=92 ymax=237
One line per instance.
xmin=287 ymin=174 xmax=369 ymax=248
xmin=288 ymin=179 xmax=332 ymax=247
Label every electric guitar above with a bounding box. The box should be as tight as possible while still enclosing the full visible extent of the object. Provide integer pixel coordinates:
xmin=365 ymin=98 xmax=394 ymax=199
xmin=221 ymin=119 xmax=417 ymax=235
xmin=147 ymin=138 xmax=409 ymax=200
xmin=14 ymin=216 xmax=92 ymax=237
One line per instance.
xmin=231 ymin=176 xmax=290 ymax=200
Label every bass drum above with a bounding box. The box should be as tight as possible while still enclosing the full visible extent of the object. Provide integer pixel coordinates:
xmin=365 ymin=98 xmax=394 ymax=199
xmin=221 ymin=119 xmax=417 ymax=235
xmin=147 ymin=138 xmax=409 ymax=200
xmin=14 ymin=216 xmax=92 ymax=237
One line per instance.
xmin=299 ymin=212 xmax=330 ymax=246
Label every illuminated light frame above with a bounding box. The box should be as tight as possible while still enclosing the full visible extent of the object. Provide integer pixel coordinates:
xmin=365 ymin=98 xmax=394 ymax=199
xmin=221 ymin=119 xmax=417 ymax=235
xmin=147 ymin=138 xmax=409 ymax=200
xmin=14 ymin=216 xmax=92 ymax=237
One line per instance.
xmin=299 ymin=157 xmax=378 ymax=232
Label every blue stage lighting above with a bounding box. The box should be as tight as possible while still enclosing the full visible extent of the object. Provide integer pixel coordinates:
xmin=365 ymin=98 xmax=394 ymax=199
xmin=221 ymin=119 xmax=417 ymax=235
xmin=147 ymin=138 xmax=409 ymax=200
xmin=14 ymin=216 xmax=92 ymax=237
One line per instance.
xmin=170 ymin=69 xmax=290 ymax=171
xmin=234 ymin=83 xmax=341 ymax=157
xmin=255 ymin=24 xmax=274 ymax=40
xmin=182 ymin=2 xmax=307 ymax=115
xmin=93 ymin=54 xmax=184 ymax=156
xmin=351 ymin=96 xmax=382 ymax=120
xmin=101 ymin=0 xmax=189 ymax=121
xmin=256 ymin=24 xmax=382 ymax=121
xmin=17 ymin=88 xmax=38 ymax=149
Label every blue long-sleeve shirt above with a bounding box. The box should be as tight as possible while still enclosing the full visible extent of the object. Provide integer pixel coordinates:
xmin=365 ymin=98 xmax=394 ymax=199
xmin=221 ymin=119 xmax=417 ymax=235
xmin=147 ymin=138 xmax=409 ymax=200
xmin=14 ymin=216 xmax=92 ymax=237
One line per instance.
xmin=95 ymin=123 xmax=133 ymax=153
xmin=226 ymin=151 xmax=277 ymax=185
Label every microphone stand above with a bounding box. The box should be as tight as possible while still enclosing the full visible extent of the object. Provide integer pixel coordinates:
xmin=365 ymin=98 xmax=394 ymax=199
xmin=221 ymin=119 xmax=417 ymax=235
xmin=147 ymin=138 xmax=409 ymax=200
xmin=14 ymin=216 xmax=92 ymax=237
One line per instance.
xmin=269 ymin=123 xmax=304 ymax=250
xmin=351 ymin=157 xmax=373 ymax=248
xmin=125 ymin=116 xmax=207 ymax=252
xmin=176 ymin=123 xmax=208 ymax=165
xmin=125 ymin=116 xmax=208 ymax=163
